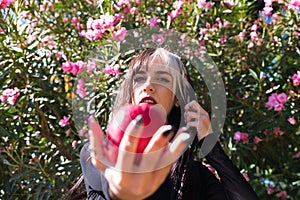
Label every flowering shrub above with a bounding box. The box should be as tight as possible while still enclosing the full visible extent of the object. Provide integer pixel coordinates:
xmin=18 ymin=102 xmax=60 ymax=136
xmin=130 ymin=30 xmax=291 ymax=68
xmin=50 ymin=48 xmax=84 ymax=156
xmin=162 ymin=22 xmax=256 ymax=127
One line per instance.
xmin=0 ymin=0 xmax=299 ymax=199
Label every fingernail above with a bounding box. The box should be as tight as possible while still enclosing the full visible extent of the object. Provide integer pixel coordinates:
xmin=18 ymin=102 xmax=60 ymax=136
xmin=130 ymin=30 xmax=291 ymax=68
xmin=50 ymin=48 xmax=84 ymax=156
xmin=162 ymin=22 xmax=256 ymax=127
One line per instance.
xmin=182 ymin=133 xmax=193 ymax=144
xmin=163 ymin=125 xmax=174 ymax=137
xmin=135 ymin=114 xmax=143 ymax=127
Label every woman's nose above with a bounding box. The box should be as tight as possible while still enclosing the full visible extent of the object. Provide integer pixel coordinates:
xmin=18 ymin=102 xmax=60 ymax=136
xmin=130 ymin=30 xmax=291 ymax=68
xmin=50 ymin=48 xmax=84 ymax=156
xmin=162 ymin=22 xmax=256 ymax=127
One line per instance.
xmin=143 ymin=79 xmax=155 ymax=93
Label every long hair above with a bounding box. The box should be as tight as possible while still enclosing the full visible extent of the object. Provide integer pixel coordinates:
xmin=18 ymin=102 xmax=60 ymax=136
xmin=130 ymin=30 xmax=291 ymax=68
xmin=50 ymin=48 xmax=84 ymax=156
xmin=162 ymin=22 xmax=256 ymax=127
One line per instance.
xmin=112 ymin=48 xmax=198 ymax=199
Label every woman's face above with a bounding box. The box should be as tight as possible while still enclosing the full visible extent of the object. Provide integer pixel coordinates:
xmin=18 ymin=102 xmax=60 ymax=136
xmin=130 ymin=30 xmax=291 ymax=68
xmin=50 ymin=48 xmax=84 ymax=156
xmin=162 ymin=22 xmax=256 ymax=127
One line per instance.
xmin=131 ymin=57 xmax=176 ymax=115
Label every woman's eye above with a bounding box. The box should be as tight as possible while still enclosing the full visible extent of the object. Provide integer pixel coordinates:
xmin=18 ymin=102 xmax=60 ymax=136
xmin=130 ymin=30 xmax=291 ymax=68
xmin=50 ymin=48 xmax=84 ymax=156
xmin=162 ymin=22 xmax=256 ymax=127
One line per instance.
xmin=157 ymin=77 xmax=170 ymax=83
xmin=134 ymin=76 xmax=146 ymax=83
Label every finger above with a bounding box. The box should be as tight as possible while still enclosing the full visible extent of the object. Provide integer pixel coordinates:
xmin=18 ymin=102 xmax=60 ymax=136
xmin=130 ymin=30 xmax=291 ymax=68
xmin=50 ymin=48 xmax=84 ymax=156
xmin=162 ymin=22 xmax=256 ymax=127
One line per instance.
xmin=184 ymin=100 xmax=198 ymax=112
xmin=187 ymin=118 xmax=213 ymax=140
xmin=119 ymin=114 xmax=144 ymax=152
xmin=184 ymin=111 xmax=199 ymax=122
xmin=186 ymin=120 xmax=198 ymax=129
xmin=143 ymin=125 xmax=173 ymax=153
xmin=156 ymin=127 xmax=194 ymax=169
xmin=115 ymin=115 xmax=144 ymax=171
xmin=88 ymin=115 xmax=107 ymax=171
xmin=137 ymin=125 xmax=173 ymax=172
xmin=185 ymin=100 xmax=208 ymax=115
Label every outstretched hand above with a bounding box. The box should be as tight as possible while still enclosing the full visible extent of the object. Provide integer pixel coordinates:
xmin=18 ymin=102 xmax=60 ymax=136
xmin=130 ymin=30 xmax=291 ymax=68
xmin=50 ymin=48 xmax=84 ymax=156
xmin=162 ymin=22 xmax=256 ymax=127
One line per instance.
xmin=88 ymin=115 xmax=193 ymax=199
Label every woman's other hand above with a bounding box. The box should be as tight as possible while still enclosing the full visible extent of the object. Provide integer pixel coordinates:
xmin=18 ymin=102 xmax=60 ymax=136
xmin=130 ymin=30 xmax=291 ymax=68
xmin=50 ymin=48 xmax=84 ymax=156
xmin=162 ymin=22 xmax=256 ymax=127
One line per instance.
xmin=184 ymin=100 xmax=213 ymax=141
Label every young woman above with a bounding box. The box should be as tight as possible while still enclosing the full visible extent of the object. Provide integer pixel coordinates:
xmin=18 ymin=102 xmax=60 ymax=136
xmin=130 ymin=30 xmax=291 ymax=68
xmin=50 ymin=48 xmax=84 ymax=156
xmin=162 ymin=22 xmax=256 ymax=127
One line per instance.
xmin=80 ymin=48 xmax=259 ymax=200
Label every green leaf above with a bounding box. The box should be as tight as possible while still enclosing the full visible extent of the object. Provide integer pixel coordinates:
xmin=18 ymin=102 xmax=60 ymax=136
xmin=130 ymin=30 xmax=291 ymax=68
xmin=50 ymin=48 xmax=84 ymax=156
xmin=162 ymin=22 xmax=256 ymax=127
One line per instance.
xmin=249 ymin=68 xmax=259 ymax=81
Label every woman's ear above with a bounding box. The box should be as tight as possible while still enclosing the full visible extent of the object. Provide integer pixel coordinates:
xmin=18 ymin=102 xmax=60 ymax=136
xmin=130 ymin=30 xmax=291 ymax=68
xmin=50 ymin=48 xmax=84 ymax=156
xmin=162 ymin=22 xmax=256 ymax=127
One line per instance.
xmin=174 ymin=98 xmax=180 ymax=107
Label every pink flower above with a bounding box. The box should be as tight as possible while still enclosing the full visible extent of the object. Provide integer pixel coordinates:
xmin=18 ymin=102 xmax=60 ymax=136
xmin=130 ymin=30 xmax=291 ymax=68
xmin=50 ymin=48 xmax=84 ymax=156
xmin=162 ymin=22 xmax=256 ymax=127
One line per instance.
xmin=241 ymin=133 xmax=249 ymax=144
xmin=87 ymin=59 xmax=98 ymax=72
xmin=130 ymin=7 xmax=137 ymax=13
xmin=59 ymin=115 xmax=71 ymax=127
xmin=256 ymin=38 xmax=263 ymax=46
xmin=263 ymin=6 xmax=273 ymax=15
xmin=112 ymin=27 xmax=127 ymax=42
xmin=248 ymin=42 xmax=254 ymax=48
xmin=149 ymin=17 xmax=160 ymax=27
xmin=0 ymin=0 xmax=15 ymax=9
xmin=206 ymin=22 xmax=211 ymax=28
xmin=0 ymin=94 xmax=7 ymax=103
xmin=234 ymin=131 xmax=249 ymax=144
xmin=75 ymin=23 xmax=83 ymax=30
xmin=234 ymin=131 xmax=242 ymax=141
xmin=254 ymin=136 xmax=262 ymax=144
xmin=76 ymin=79 xmax=87 ymax=98
xmin=1 ymin=87 xmax=20 ymax=105
xmin=274 ymin=103 xmax=285 ymax=112
xmin=86 ymin=0 xmax=98 ymax=5
xmin=173 ymin=0 xmax=184 ymax=10
xmin=56 ymin=52 xmax=63 ymax=59
xmin=86 ymin=17 xmax=94 ymax=29
xmin=277 ymin=93 xmax=287 ymax=104
xmin=275 ymin=190 xmax=287 ymax=199
xmin=224 ymin=0 xmax=235 ymax=7
xmin=295 ymin=151 xmax=300 ymax=158
xmin=41 ymin=35 xmax=52 ymax=44
xmin=292 ymin=71 xmax=300 ymax=86
xmin=117 ymin=0 xmax=130 ymax=7
xmin=265 ymin=93 xmax=287 ymax=112
xmin=81 ymin=14 xmax=117 ymax=41
xmin=169 ymin=9 xmax=181 ymax=20
xmin=62 ymin=17 xmax=68 ymax=23
xmin=273 ymin=127 xmax=284 ymax=137
xmin=288 ymin=0 xmax=300 ymax=9
xmin=267 ymin=185 xmax=274 ymax=194
xmin=223 ymin=20 xmax=230 ymax=27
xmin=219 ymin=35 xmax=228 ymax=44
xmin=71 ymin=17 xmax=79 ymax=25
xmin=197 ymin=0 xmax=215 ymax=9
xmin=62 ymin=61 xmax=85 ymax=76
xmin=62 ymin=61 xmax=73 ymax=73
xmin=288 ymin=117 xmax=296 ymax=125
xmin=238 ymin=31 xmax=246 ymax=40
xmin=48 ymin=41 xmax=57 ymax=49
xmin=251 ymin=24 xmax=258 ymax=31
xmin=265 ymin=93 xmax=278 ymax=108
xmin=73 ymin=61 xmax=85 ymax=75
xmin=197 ymin=0 xmax=207 ymax=8
xmin=199 ymin=28 xmax=208 ymax=35
xmin=250 ymin=32 xmax=258 ymax=40
xmin=103 ymin=64 xmax=121 ymax=77
xmin=264 ymin=0 xmax=273 ymax=7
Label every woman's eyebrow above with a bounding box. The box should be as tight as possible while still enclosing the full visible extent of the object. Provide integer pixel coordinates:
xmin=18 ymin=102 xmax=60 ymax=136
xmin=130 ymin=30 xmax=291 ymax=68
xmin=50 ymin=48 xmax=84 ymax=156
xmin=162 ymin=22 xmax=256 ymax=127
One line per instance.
xmin=156 ymin=71 xmax=172 ymax=76
xmin=134 ymin=70 xmax=172 ymax=77
xmin=135 ymin=70 xmax=146 ymax=75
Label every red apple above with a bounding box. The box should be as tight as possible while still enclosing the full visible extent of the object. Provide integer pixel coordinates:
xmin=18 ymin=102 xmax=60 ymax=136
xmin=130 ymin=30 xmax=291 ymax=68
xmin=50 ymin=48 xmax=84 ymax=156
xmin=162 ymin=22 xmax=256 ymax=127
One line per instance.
xmin=107 ymin=103 xmax=166 ymax=153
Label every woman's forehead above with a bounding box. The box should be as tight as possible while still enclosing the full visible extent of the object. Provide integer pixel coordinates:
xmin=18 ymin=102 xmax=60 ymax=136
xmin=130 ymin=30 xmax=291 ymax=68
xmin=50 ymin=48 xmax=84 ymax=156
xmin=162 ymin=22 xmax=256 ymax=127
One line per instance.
xmin=137 ymin=57 xmax=179 ymax=73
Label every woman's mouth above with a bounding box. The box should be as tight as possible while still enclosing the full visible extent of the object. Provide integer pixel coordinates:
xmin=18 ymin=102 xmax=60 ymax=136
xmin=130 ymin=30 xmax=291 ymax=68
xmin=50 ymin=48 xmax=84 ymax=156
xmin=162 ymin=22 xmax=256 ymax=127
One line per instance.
xmin=139 ymin=97 xmax=157 ymax=105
